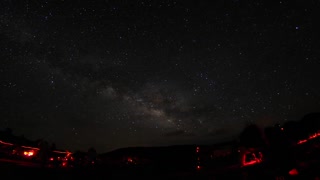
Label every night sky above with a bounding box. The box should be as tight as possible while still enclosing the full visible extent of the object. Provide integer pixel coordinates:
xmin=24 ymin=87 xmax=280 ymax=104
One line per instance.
xmin=1 ymin=0 xmax=320 ymax=152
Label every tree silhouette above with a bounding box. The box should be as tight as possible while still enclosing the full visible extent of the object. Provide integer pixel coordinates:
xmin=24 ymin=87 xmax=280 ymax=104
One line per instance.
xmin=239 ymin=124 xmax=266 ymax=148
xmin=299 ymin=112 xmax=320 ymax=135
xmin=282 ymin=120 xmax=303 ymax=142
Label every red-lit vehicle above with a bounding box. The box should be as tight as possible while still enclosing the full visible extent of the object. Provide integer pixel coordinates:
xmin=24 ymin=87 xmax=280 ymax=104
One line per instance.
xmin=11 ymin=146 xmax=39 ymax=161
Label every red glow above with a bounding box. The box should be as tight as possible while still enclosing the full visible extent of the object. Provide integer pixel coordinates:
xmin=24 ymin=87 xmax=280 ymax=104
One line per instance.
xmin=196 ymin=165 xmax=201 ymax=170
xmin=243 ymin=160 xmax=259 ymax=166
xmin=50 ymin=157 xmax=54 ymax=161
xmin=289 ymin=168 xmax=299 ymax=176
xmin=309 ymin=132 xmax=320 ymax=139
xmin=196 ymin=146 xmax=200 ymax=153
xmin=241 ymin=152 xmax=263 ymax=167
xmin=21 ymin=146 xmax=39 ymax=150
xmin=297 ymin=132 xmax=320 ymax=145
xmin=23 ymin=151 xmax=34 ymax=156
xmin=0 ymin=140 xmax=14 ymax=146
xmin=297 ymin=139 xmax=307 ymax=144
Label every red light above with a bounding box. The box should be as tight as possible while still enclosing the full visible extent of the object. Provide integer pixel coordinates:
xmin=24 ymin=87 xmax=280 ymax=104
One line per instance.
xmin=241 ymin=152 xmax=263 ymax=167
xmin=289 ymin=168 xmax=299 ymax=176
xmin=243 ymin=160 xmax=259 ymax=166
xmin=297 ymin=131 xmax=320 ymax=145
xmin=297 ymin=139 xmax=307 ymax=145
xmin=50 ymin=157 xmax=54 ymax=161
xmin=196 ymin=165 xmax=201 ymax=170
xmin=196 ymin=146 xmax=200 ymax=153
xmin=23 ymin=151 xmax=34 ymax=156
xmin=0 ymin=140 xmax=14 ymax=146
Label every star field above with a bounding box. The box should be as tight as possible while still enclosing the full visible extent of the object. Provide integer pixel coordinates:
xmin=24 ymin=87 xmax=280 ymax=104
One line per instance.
xmin=1 ymin=0 xmax=320 ymax=152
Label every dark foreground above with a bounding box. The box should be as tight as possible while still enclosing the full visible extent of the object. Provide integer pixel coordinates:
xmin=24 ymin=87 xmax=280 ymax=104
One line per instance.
xmin=1 ymin=159 xmax=320 ymax=180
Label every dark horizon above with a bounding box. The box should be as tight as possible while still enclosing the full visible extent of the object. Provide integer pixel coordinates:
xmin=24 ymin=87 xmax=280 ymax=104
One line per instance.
xmin=0 ymin=111 xmax=315 ymax=153
xmin=1 ymin=1 xmax=320 ymax=152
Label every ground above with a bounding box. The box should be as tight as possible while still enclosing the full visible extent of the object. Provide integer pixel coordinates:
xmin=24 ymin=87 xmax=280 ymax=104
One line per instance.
xmin=1 ymin=157 xmax=320 ymax=180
